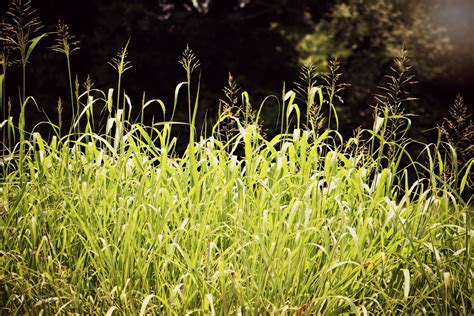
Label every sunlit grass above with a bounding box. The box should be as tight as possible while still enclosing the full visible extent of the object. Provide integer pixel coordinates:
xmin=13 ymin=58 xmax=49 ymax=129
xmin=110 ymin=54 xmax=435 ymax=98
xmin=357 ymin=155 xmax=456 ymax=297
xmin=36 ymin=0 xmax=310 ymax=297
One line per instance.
xmin=1 ymin=105 xmax=472 ymax=314
xmin=0 ymin=5 xmax=472 ymax=313
xmin=1 ymin=80 xmax=472 ymax=315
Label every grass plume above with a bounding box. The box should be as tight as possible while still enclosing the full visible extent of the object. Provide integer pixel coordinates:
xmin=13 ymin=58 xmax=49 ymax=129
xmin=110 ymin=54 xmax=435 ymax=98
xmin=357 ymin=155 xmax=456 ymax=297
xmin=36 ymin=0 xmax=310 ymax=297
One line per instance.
xmin=3 ymin=0 xmax=45 ymax=102
xmin=51 ymin=19 xmax=80 ymax=129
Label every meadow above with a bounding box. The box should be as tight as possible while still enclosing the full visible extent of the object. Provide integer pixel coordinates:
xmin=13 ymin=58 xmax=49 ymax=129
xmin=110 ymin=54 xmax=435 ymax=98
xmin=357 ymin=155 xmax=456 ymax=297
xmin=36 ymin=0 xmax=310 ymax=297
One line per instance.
xmin=0 ymin=3 xmax=473 ymax=314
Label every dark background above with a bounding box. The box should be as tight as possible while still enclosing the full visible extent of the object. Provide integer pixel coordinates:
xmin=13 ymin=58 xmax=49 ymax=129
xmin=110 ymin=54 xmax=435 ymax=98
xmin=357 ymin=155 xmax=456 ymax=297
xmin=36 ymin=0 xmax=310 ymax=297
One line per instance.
xmin=1 ymin=0 xmax=473 ymax=147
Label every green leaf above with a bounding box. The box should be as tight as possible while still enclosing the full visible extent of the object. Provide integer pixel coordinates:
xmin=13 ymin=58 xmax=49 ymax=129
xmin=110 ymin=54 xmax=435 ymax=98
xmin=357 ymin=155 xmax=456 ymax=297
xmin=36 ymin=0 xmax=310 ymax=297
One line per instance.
xmin=287 ymin=102 xmax=301 ymax=129
xmin=329 ymin=101 xmax=339 ymax=130
xmin=0 ymin=120 xmax=8 ymax=129
xmin=402 ymin=268 xmax=410 ymax=300
xmin=284 ymin=90 xmax=295 ymax=103
xmin=308 ymin=86 xmax=317 ymax=108
xmin=143 ymin=99 xmax=166 ymax=116
xmin=139 ymin=294 xmax=155 ymax=316
xmin=205 ymin=293 xmax=215 ymax=315
xmin=105 ymin=306 xmax=117 ymax=316
xmin=107 ymin=88 xmax=114 ymax=113
xmin=374 ymin=116 xmax=384 ymax=134
xmin=172 ymin=82 xmax=187 ymax=120
xmin=316 ymin=86 xmax=323 ymax=107
xmin=242 ymin=91 xmax=250 ymax=108
xmin=25 ymin=33 xmax=49 ymax=64
xmin=459 ymin=159 xmax=473 ymax=194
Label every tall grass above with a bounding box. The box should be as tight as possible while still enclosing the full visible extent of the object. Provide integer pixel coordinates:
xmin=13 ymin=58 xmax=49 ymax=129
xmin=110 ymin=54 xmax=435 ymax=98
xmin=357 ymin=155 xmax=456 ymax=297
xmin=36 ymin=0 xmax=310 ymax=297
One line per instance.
xmin=0 ymin=3 xmax=473 ymax=314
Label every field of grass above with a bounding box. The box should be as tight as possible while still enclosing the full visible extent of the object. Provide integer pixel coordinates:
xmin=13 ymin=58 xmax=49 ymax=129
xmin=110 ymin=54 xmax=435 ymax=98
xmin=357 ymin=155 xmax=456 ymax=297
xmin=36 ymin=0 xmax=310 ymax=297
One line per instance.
xmin=0 ymin=5 xmax=473 ymax=313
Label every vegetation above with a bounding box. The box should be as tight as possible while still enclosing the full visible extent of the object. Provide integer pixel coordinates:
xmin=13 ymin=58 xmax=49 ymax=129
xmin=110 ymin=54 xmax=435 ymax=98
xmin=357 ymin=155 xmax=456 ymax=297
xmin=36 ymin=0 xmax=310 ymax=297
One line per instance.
xmin=0 ymin=0 xmax=473 ymax=314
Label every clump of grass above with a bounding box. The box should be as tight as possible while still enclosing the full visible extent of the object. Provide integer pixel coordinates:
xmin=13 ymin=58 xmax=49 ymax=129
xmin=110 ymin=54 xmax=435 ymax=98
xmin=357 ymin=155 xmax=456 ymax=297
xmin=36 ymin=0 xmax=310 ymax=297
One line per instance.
xmin=0 ymin=2 xmax=472 ymax=314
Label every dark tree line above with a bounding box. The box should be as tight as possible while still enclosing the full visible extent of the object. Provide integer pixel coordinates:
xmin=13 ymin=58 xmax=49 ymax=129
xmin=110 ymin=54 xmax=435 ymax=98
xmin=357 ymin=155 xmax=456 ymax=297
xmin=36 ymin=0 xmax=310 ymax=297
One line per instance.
xmin=1 ymin=0 xmax=472 ymax=142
